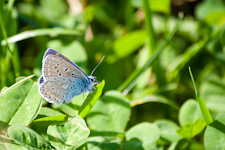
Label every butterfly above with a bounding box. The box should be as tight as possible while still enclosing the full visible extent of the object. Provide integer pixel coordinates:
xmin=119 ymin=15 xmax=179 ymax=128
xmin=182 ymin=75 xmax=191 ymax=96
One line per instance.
xmin=38 ymin=48 xmax=104 ymax=104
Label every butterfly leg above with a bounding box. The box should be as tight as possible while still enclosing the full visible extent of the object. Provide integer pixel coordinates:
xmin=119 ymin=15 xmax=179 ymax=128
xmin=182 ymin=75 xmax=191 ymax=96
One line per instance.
xmin=89 ymin=89 xmax=93 ymax=94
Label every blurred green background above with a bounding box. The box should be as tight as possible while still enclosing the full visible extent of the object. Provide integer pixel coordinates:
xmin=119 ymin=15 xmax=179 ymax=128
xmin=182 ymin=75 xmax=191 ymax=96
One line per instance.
xmin=1 ymin=0 xmax=225 ymax=148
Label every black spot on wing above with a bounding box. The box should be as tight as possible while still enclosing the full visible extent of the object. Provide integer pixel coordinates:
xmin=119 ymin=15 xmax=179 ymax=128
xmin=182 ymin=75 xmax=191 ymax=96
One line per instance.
xmin=43 ymin=48 xmax=88 ymax=78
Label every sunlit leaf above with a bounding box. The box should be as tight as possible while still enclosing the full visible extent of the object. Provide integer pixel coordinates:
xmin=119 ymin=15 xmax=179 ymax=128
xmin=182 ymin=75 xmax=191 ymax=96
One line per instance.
xmin=113 ymin=30 xmax=148 ymax=58
xmin=131 ymin=94 xmax=179 ymax=110
xmin=204 ymin=113 xmax=225 ymax=149
xmin=88 ymin=136 xmax=120 ymax=150
xmin=86 ymin=90 xmax=131 ymax=132
xmin=8 ymin=125 xmax=51 ymax=149
xmin=47 ymin=116 xmax=90 ymax=150
xmin=154 ymin=119 xmax=182 ymax=144
xmin=179 ymin=99 xmax=204 ymax=126
xmin=79 ymin=80 xmax=105 ymax=118
xmin=0 ymin=75 xmax=42 ymax=126
xmin=176 ymin=119 xmax=206 ymax=140
xmin=123 ymin=122 xmax=160 ymax=150
xmin=32 ymin=115 xmax=68 ymax=126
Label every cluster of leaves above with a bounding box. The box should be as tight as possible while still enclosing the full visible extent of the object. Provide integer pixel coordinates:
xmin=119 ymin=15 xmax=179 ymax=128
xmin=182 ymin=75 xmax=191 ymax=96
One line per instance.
xmin=1 ymin=0 xmax=225 ymax=149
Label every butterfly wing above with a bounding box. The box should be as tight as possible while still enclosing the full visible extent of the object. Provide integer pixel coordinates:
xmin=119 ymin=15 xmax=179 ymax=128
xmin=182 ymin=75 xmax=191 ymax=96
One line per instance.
xmin=39 ymin=49 xmax=92 ymax=104
xmin=41 ymin=48 xmax=88 ymax=81
xmin=39 ymin=77 xmax=88 ymax=104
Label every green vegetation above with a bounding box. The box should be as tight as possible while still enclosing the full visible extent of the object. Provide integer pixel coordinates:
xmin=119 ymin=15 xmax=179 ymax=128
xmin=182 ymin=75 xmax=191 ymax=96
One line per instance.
xmin=1 ymin=0 xmax=225 ymax=149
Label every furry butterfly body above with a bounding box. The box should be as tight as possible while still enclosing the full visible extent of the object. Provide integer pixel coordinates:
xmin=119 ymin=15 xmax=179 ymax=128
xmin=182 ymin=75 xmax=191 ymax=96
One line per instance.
xmin=38 ymin=48 xmax=97 ymax=104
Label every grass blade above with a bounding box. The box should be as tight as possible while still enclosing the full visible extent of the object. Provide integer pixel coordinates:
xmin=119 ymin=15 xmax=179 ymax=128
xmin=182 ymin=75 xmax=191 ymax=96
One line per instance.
xmin=1 ymin=28 xmax=81 ymax=46
xmin=189 ymin=67 xmax=213 ymax=125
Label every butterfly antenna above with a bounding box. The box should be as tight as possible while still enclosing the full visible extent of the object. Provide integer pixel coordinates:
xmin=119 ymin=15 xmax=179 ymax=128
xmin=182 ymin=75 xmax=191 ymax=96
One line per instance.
xmin=90 ymin=55 xmax=105 ymax=76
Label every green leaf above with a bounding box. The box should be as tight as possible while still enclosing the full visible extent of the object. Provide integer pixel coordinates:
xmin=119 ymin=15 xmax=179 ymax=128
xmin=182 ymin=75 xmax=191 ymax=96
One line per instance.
xmin=130 ymin=0 xmax=171 ymax=14
xmin=154 ymin=119 xmax=182 ymax=144
xmin=8 ymin=125 xmax=51 ymax=149
xmin=87 ymin=137 xmax=120 ymax=150
xmin=2 ymin=142 xmax=28 ymax=150
xmin=37 ymin=107 xmax=64 ymax=118
xmin=47 ymin=115 xmax=90 ymax=150
xmin=149 ymin=0 xmax=171 ymax=14
xmin=176 ymin=119 xmax=206 ymax=140
xmin=58 ymin=94 xmax=84 ymax=116
xmin=89 ymin=131 xmax=125 ymax=138
xmin=0 ymin=135 xmax=28 ymax=150
xmin=204 ymin=113 xmax=225 ymax=150
xmin=0 ymin=141 xmax=6 ymax=150
xmin=179 ymin=99 xmax=204 ymax=126
xmin=79 ymin=80 xmax=105 ymax=118
xmin=37 ymin=0 xmax=67 ymax=22
xmin=168 ymin=139 xmax=189 ymax=150
xmin=123 ymin=122 xmax=160 ymax=150
xmin=113 ymin=30 xmax=148 ymax=58
xmin=0 ymin=134 xmax=14 ymax=143
xmin=131 ymin=94 xmax=179 ymax=110
xmin=32 ymin=115 xmax=68 ymax=126
xmin=195 ymin=0 xmax=225 ymax=26
xmin=86 ymin=90 xmax=131 ymax=132
xmin=200 ymin=77 xmax=225 ymax=113
xmin=0 ymin=75 xmax=42 ymax=126
xmin=168 ymin=139 xmax=205 ymax=150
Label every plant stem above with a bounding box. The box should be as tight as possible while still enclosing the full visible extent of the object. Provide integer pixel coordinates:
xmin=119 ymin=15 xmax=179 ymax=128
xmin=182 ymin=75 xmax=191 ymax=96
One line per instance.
xmin=142 ymin=0 xmax=156 ymax=50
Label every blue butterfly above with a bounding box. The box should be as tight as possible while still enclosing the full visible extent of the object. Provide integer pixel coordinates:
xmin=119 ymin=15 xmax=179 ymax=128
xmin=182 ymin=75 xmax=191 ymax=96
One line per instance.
xmin=38 ymin=48 xmax=104 ymax=104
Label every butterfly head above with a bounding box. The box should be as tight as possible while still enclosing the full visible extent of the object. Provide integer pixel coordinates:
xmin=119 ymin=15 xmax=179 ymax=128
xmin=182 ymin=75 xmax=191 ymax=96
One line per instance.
xmin=88 ymin=76 xmax=97 ymax=84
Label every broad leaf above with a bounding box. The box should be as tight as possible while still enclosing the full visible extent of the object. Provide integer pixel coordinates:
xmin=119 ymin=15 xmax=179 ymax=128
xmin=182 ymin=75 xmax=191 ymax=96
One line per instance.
xmin=86 ymin=90 xmax=131 ymax=132
xmin=47 ymin=115 xmax=90 ymax=150
xmin=123 ymin=122 xmax=160 ymax=150
xmin=8 ymin=125 xmax=51 ymax=149
xmin=204 ymin=113 xmax=225 ymax=150
xmin=176 ymin=119 xmax=206 ymax=140
xmin=178 ymin=99 xmax=204 ymax=126
xmin=113 ymin=30 xmax=148 ymax=58
xmin=0 ymin=75 xmax=42 ymax=126
xmin=87 ymin=136 xmax=120 ymax=150
xmin=37 ymin=107 xmax=64 ymax=119
xmin=200 ymin=77 xmax=225 ymax=113
xmin=195 ymin=0 xmax=225 ymax=26
xmin=154 ymin=119 xmax=182 ymax=144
